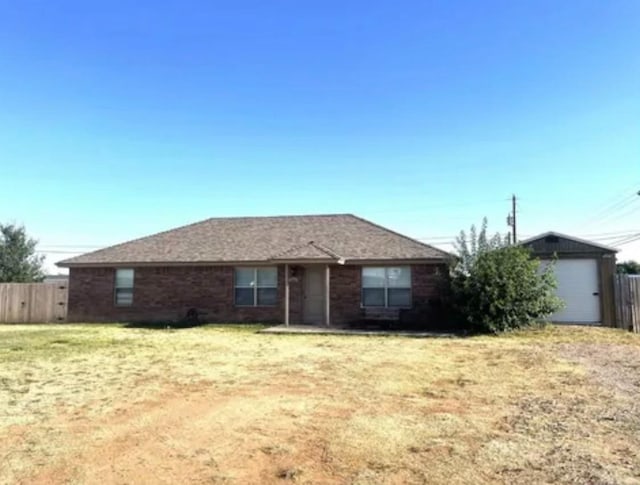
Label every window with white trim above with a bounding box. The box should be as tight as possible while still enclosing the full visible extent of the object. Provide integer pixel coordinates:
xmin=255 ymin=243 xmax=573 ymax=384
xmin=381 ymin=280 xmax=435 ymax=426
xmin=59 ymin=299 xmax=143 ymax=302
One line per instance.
xmin=115 ymin=269 xmax=134 ymax=306
xmin=362 ymin=267 xmax=411 ymax=307
xmin=234 ymin=267 xmax=278 ymax=306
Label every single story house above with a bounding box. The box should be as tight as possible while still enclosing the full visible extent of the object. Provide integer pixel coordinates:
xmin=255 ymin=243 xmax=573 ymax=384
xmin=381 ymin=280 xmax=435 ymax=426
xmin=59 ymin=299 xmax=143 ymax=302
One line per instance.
xmin=57 ymin=214 xmax=452 ymax=325
xmin=521 ymin=231 xmax=617 ymax=326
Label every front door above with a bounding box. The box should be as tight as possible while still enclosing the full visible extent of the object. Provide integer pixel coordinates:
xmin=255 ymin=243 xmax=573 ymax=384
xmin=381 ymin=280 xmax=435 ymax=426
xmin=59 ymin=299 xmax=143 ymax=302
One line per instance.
xmin=303 ymin=266 xmax=325 ymax=324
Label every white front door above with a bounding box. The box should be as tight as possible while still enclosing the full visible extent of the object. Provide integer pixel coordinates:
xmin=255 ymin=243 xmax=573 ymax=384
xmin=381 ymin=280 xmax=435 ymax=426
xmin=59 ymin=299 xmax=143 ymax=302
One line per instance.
xmin=303 ymin=266 xmax=325 ymax=324
xmin=542 ymin=258 xmax=601 ymax=324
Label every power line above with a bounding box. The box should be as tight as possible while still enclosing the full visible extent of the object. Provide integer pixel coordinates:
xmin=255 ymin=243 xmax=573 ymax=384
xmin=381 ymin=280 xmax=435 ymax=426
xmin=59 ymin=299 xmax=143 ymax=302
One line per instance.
xmin=570 ymin=229 xmax=640 ymax=237
xmin=589 ymin=181 xmax=639 ymax=213
xmin=615 ymin=234 xmax=640 ymax=247
xmin=601 ymin=203 xmax=640 ymax=226
xmin=580 ymin=183 xmax=640 ymax=227
xmin=416 ymin=235 xmax=460 ymax=241
xmin=595 ymin=199 xmax=639 ymax=226
xmin=608 ymin=232 xmax=640 ymax=245
xmin=36 ymin=244 xmax=105 ymax=249
xmin=591 ymin=234 xmax=639 ymax=243
xmin=586 ymin=231 xmax=640 ymax=238
xmin=363 ymin=198 xmax=510 ymax=215
xmin=36 ymin=225 xmax=640 ymax=253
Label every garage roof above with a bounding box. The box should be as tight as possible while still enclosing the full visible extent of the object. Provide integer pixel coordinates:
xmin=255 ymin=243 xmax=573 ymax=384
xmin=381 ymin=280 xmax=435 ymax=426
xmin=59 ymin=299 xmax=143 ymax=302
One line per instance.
xmin=521 ymin=231 xmax=618 ymax=254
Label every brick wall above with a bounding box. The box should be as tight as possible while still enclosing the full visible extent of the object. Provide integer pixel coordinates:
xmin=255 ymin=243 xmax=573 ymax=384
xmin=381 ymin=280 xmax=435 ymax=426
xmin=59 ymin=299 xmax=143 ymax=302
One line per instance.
xmin=329 ymin=263 xmax=448 ymax=323
xmin=68 ymin=263 xmax=447 ymax=324
xmin=329 ymin=265 xmax=362 ymax=324
xmin=68 ymin=266 xmax=289 ymax=323
xmin=411 ymin=264 xmax=448 ymax=304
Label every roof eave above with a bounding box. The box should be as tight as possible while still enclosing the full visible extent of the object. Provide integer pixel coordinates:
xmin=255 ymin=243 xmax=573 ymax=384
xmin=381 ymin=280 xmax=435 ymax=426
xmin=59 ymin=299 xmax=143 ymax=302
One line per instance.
xmin=520 ymin=231 xmax=619 ymax=253
xmin=57 ymin=260 xmax=291 ymax=268
xmin=268 ymin=258 xmax=339 ymax=264
xmin=59 ymin=256 xmax=451 ymax=268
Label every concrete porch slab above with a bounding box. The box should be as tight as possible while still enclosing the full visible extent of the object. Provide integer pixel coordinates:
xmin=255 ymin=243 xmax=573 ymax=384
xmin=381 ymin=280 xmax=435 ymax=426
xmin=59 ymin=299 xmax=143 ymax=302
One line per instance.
xmin=259 ymin=324 xmax=457 ymax=338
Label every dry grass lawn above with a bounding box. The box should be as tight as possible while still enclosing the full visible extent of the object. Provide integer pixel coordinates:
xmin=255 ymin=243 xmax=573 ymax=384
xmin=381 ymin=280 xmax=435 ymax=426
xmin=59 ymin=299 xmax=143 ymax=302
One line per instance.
xmin=2 ymin=324 xmax=640 ymax=484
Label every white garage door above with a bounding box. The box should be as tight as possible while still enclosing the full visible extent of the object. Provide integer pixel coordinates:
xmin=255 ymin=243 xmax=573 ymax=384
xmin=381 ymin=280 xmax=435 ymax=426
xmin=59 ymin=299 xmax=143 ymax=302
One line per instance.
xmin=541 ymin=258 xmax=601 ymax=324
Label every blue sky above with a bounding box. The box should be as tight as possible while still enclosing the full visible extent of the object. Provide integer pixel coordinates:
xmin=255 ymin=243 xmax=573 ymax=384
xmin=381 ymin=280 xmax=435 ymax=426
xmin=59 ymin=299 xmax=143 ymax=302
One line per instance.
xmin=0 ymin=0 xmax=638 ymax=271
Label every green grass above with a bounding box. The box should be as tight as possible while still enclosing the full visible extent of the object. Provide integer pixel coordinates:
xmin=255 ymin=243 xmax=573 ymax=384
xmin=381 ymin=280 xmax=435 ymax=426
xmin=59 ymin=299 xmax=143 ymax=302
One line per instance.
xmin=0 ymin=323 xmax=273 ymax=363
xmin=0 ymin=327 xmax=129 ymax=362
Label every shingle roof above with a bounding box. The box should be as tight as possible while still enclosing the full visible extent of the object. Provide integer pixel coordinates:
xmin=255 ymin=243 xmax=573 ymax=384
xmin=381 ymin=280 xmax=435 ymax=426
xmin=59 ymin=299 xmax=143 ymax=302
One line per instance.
xmin=520 ymin=231 xmax=618 ymax=253
xmin=270 ymin=241 xmax=342 ymax=261
xmin=57 ymin=214 xmax=451 ymax=266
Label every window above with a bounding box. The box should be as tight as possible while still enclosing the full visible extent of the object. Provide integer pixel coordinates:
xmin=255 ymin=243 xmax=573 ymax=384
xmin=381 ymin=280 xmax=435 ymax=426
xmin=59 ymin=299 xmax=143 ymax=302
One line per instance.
xmin=235 ymin=267 xmax=278 ymax=306
xmin=115 ymin=269 xmax=134 ymax=306
xmin=362 ymin=267 xmax=411 ymax=307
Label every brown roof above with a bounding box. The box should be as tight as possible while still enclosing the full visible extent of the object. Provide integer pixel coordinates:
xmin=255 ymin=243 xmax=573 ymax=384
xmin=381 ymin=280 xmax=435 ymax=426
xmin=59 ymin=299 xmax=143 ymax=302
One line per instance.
xmin=270 ymin=241 xmax=341 ymax=261
xmin=520 ymin=231 xmax=618 ymax=254
xmin=57 ymin=214 xmax=451 ymax=267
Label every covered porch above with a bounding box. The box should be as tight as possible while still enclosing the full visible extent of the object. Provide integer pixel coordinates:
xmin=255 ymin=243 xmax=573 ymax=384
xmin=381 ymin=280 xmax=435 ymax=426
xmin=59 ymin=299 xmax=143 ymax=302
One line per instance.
xmin=282 ymin=262 xmax=333 ymax=327
xmin=272 ymin=240 xmax=344 ymax=327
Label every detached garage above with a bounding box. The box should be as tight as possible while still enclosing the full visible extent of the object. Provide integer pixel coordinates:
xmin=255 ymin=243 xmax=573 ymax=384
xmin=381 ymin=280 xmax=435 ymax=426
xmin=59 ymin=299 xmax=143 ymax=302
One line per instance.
xmin=521 ymin=232 xmax=618 ymax=326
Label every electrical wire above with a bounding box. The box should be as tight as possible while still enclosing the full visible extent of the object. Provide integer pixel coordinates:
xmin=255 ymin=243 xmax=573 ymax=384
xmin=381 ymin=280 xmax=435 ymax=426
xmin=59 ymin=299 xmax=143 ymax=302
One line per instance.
xmin=609 ymin=233 xmax=640 ymax=246
xmin=579 ymin=182 xmax=640 ymax=227
xmin=615 ymin=234 xmax=640 ymax=247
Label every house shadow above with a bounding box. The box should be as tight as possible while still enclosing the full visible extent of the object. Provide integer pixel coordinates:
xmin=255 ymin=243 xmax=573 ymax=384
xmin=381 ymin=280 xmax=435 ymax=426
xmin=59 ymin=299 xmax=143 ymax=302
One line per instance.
xmin=121 ymin=321 xmax=203 ymax=330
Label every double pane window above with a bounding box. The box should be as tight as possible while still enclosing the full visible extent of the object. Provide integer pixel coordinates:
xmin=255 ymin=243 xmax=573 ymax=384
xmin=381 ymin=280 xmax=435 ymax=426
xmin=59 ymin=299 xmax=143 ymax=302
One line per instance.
xmin=235 ymin=267 xmax=278 ymax=306
xmin=362 ymin=267 xmax=411 ymax=307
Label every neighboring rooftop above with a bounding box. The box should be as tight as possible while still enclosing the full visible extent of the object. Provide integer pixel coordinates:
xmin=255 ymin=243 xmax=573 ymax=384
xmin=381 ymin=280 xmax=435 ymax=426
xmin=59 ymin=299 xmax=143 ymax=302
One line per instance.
xmin=57 ymin=214 xmax=450 ymax=266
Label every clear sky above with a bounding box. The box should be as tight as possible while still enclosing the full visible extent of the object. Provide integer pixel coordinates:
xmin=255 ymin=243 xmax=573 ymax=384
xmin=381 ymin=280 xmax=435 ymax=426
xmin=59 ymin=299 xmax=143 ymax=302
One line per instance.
xmin=0 ymin=0 xmax=638 ymax=272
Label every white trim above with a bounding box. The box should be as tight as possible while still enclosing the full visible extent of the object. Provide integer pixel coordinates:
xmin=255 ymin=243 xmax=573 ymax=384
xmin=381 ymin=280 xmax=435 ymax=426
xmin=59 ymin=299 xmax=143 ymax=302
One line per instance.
xmin=234 ymin=267 xmax=278 ymax=307
xmin=284 ymin=263 xmax=290 ymax=327
xmin=325 ymin=265 xmax=330 ymax=327
xmin=361 ymin=266 xmax=412 ymax=308
xmin=114 ymin=268 xmax=135 ymax=306
xmin=520 ymin=231 xmax=618 ymax=253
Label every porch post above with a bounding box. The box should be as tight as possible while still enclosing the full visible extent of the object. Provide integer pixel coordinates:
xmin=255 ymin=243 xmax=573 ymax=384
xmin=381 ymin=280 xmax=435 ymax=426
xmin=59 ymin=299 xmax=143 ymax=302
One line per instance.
xmin=325 ymin=264 xmax=330 ymax=327
xmin=284 ymin=263 xmax=290 ymax=327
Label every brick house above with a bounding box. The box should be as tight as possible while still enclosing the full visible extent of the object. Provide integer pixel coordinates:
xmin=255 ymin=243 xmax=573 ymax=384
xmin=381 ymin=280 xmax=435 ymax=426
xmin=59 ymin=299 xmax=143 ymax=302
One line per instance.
xmin=57 ymin=214 xmax=452 ymax=326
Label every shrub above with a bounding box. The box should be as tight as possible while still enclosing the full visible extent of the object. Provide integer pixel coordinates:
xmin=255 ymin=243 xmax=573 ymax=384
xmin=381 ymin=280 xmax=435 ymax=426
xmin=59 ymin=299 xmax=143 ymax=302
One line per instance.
xmin=450 ymin=219 xmax=562 ymax=333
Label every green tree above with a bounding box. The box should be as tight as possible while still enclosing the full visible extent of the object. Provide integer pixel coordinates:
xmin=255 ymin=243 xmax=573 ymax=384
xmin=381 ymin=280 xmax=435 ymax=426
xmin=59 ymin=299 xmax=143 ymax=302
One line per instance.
xmin=453 ymin=217 xmax=508 ymax=274
xmin=451 ymin=220 xmax=562 ymax=333
xmin=0 ymin=224 xmax=45 ymax=282
xmin=617 ymin=260 xmax=640 ymax=275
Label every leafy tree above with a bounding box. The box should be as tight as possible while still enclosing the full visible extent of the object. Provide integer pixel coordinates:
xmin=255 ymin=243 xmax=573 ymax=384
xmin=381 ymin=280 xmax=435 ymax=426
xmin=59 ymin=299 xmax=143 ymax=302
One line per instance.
xmin=451 ymin=219 xmax=562 ymax=333
xmin=617 ymin=260 xmax=640 ymax=275
xmin=453 ymin=217 xmax=508 ymax=274
xmin=0 ymin=224 xmax=45 ymax=282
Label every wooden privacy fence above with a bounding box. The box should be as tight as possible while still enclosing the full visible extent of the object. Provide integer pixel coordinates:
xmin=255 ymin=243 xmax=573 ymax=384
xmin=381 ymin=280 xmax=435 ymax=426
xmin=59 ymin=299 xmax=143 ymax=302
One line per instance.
xmin=614 ymin=275 xmax=640 ymax=332
xmin=0 ymin=283 xmax=68 ymax=323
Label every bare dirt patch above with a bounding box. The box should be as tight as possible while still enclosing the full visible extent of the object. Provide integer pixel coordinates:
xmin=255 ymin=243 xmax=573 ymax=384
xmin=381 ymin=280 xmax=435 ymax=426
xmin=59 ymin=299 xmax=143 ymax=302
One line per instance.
xmin=2 ymin=324 xmax=640 ymax=484
xmin=557 ymin=342 xmax=640 ymax=398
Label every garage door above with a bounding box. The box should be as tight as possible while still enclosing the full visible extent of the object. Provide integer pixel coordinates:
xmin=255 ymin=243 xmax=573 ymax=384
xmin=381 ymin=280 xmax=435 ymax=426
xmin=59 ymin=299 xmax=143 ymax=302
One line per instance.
xmin=541 ymin=258 xmax=601 ymax=324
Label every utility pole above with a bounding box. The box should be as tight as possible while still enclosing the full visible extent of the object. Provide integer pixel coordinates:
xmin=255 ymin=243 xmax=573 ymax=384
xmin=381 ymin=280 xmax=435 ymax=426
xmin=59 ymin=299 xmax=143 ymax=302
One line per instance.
xmin=506 ymin=194 xmax=517 ymax=244
xmin=511 ymin=194 xmax=517 ymax=243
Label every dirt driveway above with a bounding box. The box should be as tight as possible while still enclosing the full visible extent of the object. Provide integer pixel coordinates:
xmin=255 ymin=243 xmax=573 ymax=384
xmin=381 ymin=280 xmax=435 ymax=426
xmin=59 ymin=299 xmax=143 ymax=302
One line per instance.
xmin=1 ymin=324 xmax=640 ymax=484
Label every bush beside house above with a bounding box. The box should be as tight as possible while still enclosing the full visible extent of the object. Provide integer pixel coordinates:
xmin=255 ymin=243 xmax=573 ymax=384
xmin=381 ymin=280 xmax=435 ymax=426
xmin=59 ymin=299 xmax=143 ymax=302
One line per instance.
xmin=450 ymin=219 xmax=562 ymax=334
